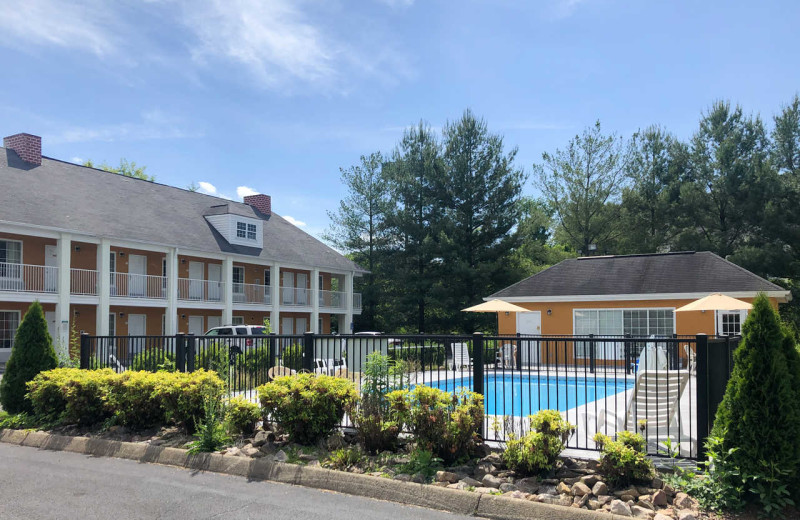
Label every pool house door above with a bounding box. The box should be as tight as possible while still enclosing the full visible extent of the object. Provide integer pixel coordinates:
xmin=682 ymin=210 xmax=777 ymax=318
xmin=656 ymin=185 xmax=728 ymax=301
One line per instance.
xmin=516 ymin=311 xmax=541 ymax=366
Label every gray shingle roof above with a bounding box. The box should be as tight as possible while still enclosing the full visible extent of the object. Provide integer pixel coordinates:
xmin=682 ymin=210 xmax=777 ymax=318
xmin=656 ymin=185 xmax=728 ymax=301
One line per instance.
xmin=491 ymin=251 xmax=784 ymax=298
xmin=0 ymin=148 xmax=364 ymax=273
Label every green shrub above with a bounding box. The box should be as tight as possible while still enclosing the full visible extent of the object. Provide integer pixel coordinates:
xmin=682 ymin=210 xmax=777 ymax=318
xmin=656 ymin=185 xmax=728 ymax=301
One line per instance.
xmin=257 ymin=373 xmax=357 ymax=445
xmin=27 ymin=368 xmax=116 ymax=426
xmin=324 ymin=447 xmax=364 ymax=470
xmin=130 ymin=348 xmax=176 ymax=372
xmin=348 ymin=352 xmax=402 ymax=454
xmin=187 ymin=393 xmax=230 ymax=454
xmin=387 ymin=385 xmax=484 ymax=464
xmin=107 ymin=371 xmax=165 ymax=428
xmin=281 ymin=344 xmax=303 ymax=372
xmin=711 ymin=294 xmax=800 ymax=504
xmin=0 ymin=411 xmax=35 ymax=429
xmin=0 ymin=301 xmax=59 ymax=413
xmin=388 ymin=345 xmax=445 ymax=367
xmin=398 ymin=446 xmax=443 ymax=479
xmin=225 ymin=396 xmax=260 ymax=436
xmin=593 ymin=432 xmax=654 ymax=486
xmin=195 ymin=342 xmax=230 ymax=384
xmin=154 ymin=370 xmax=226 ymax=432
xmin=503 ymin=410 xmax=575 ymax=475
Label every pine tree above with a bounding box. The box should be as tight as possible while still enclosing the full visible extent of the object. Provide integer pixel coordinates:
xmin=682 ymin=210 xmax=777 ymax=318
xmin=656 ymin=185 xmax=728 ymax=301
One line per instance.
xmin=0 ymin=301 xmax=59 ymax=413
xmin=711 ymin=294 xmax=800 ymax=481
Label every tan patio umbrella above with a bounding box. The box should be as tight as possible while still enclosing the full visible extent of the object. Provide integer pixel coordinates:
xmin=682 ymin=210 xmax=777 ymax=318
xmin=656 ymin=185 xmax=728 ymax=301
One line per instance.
xmin=462 ymin=299 xmax=531 ymax=334
xmin=675 ymin=293 xmax=753 ymax=312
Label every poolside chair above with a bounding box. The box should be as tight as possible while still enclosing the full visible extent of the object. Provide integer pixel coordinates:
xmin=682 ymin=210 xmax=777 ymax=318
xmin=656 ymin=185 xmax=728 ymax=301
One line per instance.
xmin=448 ymin=342 xmax=470 ymax=371
xmin=683 ymin=344 xmax=696 ymax=375
xmin=267 ymin=366 xmax=296 ymax=380
xmin=496 ymin=343 xmax=517 ymax=369
xmin=595 ymin=369 xmax=690 ymax=437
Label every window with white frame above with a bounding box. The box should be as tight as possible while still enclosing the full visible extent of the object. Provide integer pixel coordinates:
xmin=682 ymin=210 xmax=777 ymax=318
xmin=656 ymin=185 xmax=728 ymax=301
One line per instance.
xmin=232 ymin=266 xmax=244 ymax=294
xmin=236 ymin=222 xmax=258 ymax=241
xmin=719 ymin=311 xmax=743 ymax=336
xmin=0 ymin=311 xmax=20 ymax=349
xmin=0 ymin=240 xmax=22 ymax=279
xmin=573 ymin=308 xmax=675 ymax=358
xmin=232 ymin=316 xmax=244 ymax=325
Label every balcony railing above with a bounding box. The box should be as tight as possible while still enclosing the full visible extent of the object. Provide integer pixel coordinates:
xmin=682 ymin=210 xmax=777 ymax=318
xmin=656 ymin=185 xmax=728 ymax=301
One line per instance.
xmin=232 ymin=283 xmax=271 ymax=305
xmin=281 ymin=286 xmax=309 ymax=306
xmin=319 ymin=289 xmax=346 ymax=310
xmin=70 ymin=268 xmax=98 ymax=296
xmin=178 ymin=278 xmax=224 ymax=302
xmin=0 ymin=262 xmax=58 ymax=293
xmin=110 ymin=272 xmax=166 ymax=299
xmin=354 ymin=292 xmax=362 ymax=311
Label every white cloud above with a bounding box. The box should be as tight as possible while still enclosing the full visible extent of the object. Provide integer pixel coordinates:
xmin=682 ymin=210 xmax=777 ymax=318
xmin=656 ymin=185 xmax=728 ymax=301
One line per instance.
xmin=0 ymin=0 xmax=117 ymax=56
xmin=198 ymin=181 xmax=217 ymax=195
xmin=70 ymin=157 xmax=84 ymax=164
xmin=46 ymin=110 xmax=202 ymax=144
xmin=236 ymin=186 xmax=259 ymax=199
xmin=283 ymin=216 xmax=307 ymax=228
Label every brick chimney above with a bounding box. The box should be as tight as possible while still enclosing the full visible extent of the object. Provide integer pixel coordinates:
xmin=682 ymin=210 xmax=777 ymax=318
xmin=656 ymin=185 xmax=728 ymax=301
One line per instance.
xmin=244 ymin=194 xmax=271 ymax=216
xmin=3 ymin=133 xmax=42 ymax=166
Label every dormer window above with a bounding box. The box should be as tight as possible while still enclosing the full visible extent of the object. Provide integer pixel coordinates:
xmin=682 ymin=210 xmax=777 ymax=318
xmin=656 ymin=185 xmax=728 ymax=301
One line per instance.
xmin=236 ymin=222 xmax=257 ymax=241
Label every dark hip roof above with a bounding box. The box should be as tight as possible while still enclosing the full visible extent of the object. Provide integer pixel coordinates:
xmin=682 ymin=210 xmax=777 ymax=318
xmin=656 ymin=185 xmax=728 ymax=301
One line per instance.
xmin=0 ymin=148 xmax=364 ymax=273
xmin=490 ymin=251 xmax=784 ymax=298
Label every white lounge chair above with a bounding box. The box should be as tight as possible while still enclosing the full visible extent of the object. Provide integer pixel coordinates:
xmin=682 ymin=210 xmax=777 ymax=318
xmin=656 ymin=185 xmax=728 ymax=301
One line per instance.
xmin=592 ymin=370 xmax=690 ymax=438
xmin=496 ymin=343 xmax=517 ymax=369
xmin=267 ymin=366 xmax=296 ymax=380
xmin=449 ymin=342 xmax=470 ymax=371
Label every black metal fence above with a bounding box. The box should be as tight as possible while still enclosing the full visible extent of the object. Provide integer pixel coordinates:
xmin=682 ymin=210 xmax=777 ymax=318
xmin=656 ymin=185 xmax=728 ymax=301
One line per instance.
xmin=81 ymin=332 xmax=738 ymax=459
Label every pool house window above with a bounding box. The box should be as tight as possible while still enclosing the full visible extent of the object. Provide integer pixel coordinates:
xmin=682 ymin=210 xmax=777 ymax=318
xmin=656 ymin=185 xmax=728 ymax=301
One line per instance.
xmin=573 ymin=308 xmax=675 ymax=358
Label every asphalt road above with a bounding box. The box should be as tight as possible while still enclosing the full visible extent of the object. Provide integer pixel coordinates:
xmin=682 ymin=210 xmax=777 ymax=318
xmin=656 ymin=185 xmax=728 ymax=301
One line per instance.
xmin=0 ymin=443 xmax=473 ymax=520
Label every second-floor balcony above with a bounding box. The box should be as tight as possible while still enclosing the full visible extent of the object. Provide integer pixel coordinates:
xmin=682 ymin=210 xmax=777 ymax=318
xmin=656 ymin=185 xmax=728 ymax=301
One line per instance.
xmin=0 ymin=262 xmax=58 ymax=294
xmin=111 ymin=272 xmax=166 ymax=300
xmin=281 ymin=286 xmax=309 ymax=307
xmin=353 ymin=292 xmax=362 ymax=312
xmin=233 ymin=283 xmax=271 ymax=305
xmin=70 ymin=268 xmax=98 ymax=296
xmin=179 ymin=278 xmax=224 ymax=303
xmin=319 ymin=289 xmax=346 ymax=310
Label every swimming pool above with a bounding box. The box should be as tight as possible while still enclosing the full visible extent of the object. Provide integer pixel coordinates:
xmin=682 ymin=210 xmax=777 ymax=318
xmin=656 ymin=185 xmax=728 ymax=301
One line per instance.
xmin=426 ymin=374 xmax=634 ymax=416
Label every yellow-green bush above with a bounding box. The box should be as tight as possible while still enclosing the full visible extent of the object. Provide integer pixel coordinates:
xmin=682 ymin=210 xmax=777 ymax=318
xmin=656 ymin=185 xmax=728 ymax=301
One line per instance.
xmin=153 ymin=370 xmax=225 ymax=432
xmin=387 ymin=385 xmax=484 ymax=464
xmin=593 ymin=431 xmax=654 ymax=486
xmin=106 ymin=371 xmax=165 ymax=428
xmin=503 ymin=410 xmax=575 ymax=475
xmin=27 ymin=368 xmax=116 ymax=426
xmin=225 ymin=396 xmax=260 ymax=436
xmin=257 ymin=373 xmax=357 ymax=445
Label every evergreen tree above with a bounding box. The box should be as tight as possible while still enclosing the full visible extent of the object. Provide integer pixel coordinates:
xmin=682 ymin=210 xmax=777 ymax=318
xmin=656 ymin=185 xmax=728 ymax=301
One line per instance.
xmin=711 ymin=294 xmax=800 ymax=483
xmin=436 ymin=110 xmax=526 ymax=332
xmin=513 ymin=198 xmax=574 ymax=275
xmin=0 ymin=301 xmax=59 ymax=413
xmin=772 ymin=94 xmax=800 ymax=177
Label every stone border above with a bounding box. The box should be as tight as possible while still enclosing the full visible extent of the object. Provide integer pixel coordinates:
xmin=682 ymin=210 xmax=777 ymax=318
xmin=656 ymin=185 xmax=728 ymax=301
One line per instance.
xmin=0 ymin=429 xmax=624 ymax=519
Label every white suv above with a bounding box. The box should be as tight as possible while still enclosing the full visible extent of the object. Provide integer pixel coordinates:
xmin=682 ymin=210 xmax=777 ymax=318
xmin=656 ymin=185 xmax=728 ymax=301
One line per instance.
xmin=204 ymin=325 xmax=269 ymax=349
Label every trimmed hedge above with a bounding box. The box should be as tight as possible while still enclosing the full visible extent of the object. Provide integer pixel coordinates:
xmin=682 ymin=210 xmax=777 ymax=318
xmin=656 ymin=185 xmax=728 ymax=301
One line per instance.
xmin=25 ymin=368 xmax=224 ymax=431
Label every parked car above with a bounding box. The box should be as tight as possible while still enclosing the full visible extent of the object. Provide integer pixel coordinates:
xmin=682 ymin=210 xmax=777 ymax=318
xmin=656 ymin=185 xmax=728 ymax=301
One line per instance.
xmin=203 ymin=324 xmax=269 ymax=353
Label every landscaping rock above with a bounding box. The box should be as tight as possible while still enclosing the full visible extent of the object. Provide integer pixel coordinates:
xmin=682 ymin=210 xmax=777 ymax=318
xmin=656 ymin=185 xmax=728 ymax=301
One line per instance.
xmin=652 ymin=490 xmax=668 ymax=507
xmin=637 ymin=497 xmax=655 ymax=510
xmin=473 ymin=462 xmax=496 ymax=480
xmin=241 ymin=445 xmax=262 ymax=458
xmin=499 ymin=483 xmax=518 ymax=493
xmin=673 ymin=493 xmax=695 ymax=509
xmin=324 ymin=433 xmax=345 ymax=451
xmin=515 ymin=477 xmax=540 ymax=494
xmin=620 ymin=494 xmax=637 ymax=503
xmin=610 ymin=499 xmax=632 ymax=516
xmin=677 ymin=511 xmax=696 ymax=520
xmin=272 ymin=449 xmax=288 ymax=462
xmin=587 ymin=499 xmax=602 ymax=510
xmin=654 ymin=514 xmax=673 ymax=520
xmin=459 ymin=477 xmax=481 ymax=487
xmin=556 ymin=481 xmax=571 ymax=494
xmin=435 ymin=471 xmax=459 ymax=483
xmin=505 ymin=490 xmax=528 ymax=500
xmin=555 ymin=467 xmax=581 ymax=478
xmin=481 ymin=474 xmax=503 ymax=489
xmin=573 ymin=495 xmax=590 ymax=507
xmin=225 ymin=447 xmax=242 ymax=457
xmin=393 ymin=474 xmax=412 ymax=482
xmin=631 ymin=505 xmax=655 ymax=519
xmin=580 ymin=474 xmax=600 ymax=487
xmin=259 ymin=443 xmax=276 ymax=455
xmin=474 ymin=487 xmax=498 ymax=494
xmin=481 ymin=452 xmax=503 ymax=466
xmin=663 ymin=484 xmax=676 ymax=496
xmin=538 ymin=495 xmax=573 ymax=507
xmin=571 ymin=482 xmax=592 ymax=496
xmin=251 ymin=430 xmax=276 ymax=447
xmin=615 ymin=487 xmax=641 ymax=499
xmin=586 ymin=459 xmax=601 ymax=471
xmin=538 ymin=484 xmax=558 ymax=496
xmin=411 ymin=473 xmax=426 ymax=484
xmin=651 ymin=477 xmax=664 ymax=489
xmin=592 ymin=481 xmax=609 ymax=496
xmin=597 ymin=495 xmax=614 ymax=505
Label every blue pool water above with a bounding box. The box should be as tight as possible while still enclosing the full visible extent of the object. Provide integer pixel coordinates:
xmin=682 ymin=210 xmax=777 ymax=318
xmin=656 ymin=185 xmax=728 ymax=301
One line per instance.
xmin=427 ymin=374 xmax=634 ymax=416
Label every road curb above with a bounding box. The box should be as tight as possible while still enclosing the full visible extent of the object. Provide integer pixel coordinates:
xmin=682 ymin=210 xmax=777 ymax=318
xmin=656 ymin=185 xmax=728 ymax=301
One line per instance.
xmin=0 ymin=429 xmax=617 ymax=519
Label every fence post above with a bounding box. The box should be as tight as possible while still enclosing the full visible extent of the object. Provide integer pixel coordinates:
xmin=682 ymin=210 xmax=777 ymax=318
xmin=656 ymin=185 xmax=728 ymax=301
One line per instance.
xmin=268 ymin=332 xmax=276 ymax=378
xmin=186 ymin=333 xmax=196 ymax=373
xmin=80 ymin=332 xmax=90 ymax=369
xmin=624 ymin=333 xmax=632 ymax=374
xmin=695 ymin=334 xmax=709 ymax=460
xmin=175 ymin=333 xmax=186 ymax=372
xmin=303 ymin=331 xmax=315 ymax=372
xmin=588 ymin=333 xmax=595 ymax=374
xmin=472 ymin=332 xmax=485 ymax=437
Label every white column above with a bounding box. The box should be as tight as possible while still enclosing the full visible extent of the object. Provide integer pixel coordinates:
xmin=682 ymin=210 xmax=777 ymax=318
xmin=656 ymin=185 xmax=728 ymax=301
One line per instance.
xmin=270 ymin=263 xmax=280 ymax=333
xmin=55 ymin=233 xmax=72 ymax=356
xmin=311 ymin=268 xmax=320 ymax=333
xmin=96 ymin=239 xmax=110 ymax=335
xmin=344 ymin=271 xmax=354 ymax=334
xmin=223 ymin=257 xmax=233 ymax=325
xmin=165 ymin=248 xmax=178 ymax=334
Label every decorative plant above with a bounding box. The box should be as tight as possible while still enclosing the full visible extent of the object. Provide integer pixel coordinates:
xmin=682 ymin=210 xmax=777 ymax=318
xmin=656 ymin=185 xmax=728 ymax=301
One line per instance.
xmin=225 ymin=396 xmax=260 ymax=436
xmin=593 ymin=431 xmax=654 ymax=486
xmin=502 ymin=409 xmax=575 ymax=475
xmin=187 ymin=393 xmax=230 ymax=454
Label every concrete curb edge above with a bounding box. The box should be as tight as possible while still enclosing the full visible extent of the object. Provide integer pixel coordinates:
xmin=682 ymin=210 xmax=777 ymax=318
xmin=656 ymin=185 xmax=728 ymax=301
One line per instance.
xmin=0 ymin=429 xmax=617 ymax=519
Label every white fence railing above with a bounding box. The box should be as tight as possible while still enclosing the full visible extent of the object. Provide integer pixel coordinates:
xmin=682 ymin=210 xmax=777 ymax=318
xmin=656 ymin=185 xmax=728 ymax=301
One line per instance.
xmin=178 ymin=278 xmax=224 ymax=302
xmin=0 ymin=262 xmax=58 ymax=293
xmin=319 ymin=289 xmax=346 ymax=310
xmin=353 ymin=292 xmax=362 ymax=311
xmin=70 ymin=268 xmax=98 ymax=295
xmin=232 ymin=283 xmax=271 ymax=305
xmin=281 ymin=286 xmax=309 ymax=306
xmin=110 ymin=272 xmax=166 ymax=299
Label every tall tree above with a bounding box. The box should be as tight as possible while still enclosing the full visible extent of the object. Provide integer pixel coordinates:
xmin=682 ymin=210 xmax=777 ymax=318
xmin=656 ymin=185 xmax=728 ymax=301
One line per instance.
xmin=436 ymin=110 xmax=526 ymax=332
xmin=324 ymin=152 xmax=392 ymax=331
xmin=675 ymin=101 xmax=771 ymax=258
xmin=84 ymin=158 xmax=154 ymax=181
xmin=772 ymin=94 xmax=800 ymax=177
xmin=619 ymin=126 xmax=688 ymax=253
xmin=384 ymin=123 xmax=444 ymax=332
xmin=534 ymin=121 xmax=628 ymax=254
xmin=514 ymin=197 xmax=575 ymax=275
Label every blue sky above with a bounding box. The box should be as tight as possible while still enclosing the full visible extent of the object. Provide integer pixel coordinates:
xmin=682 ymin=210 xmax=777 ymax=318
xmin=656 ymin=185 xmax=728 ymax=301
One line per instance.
xmin=1 ymin=0 xmax=798 ymax=237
